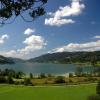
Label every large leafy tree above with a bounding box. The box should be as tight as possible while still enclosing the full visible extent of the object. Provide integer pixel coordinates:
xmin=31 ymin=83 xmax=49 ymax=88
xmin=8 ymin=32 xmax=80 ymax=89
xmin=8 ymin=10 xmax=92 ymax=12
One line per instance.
xmin=0 ymin=0 xmax=47 ymax=26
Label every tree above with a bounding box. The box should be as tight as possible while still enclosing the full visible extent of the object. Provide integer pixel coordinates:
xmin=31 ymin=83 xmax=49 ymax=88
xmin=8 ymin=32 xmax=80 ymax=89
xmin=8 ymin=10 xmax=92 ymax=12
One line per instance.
xmin=55 ymin=76 xmax=65 ymax=84
xmin=7 ymin=74 xmax=14 ymax=84
xmin=39 ymin=73 xmax=46 ymax=78
xmin=75 ymin=66 xmax=83 ymax=76
xmin=69 ymin=73 xmax=73 ymax=77
xmin=0 ymin=0 xmax=48 ymax=26
xmin=90 ymin=51 xmax=97 ymax=67
xmin=15 ymin=71 xmax=25 ymax=79
xmin=29 ymin=73 xmax=33 ymax=79
xmin=24 ymin=78 xmax=32 ymax=86
xmin=0 ymin=76 xmax=6 ymax=83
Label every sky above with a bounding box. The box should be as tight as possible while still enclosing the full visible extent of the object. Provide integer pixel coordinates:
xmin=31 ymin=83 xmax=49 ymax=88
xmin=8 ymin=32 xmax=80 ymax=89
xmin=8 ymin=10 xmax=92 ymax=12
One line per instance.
xmin=0 ymin=0 xmax=100 ymax=59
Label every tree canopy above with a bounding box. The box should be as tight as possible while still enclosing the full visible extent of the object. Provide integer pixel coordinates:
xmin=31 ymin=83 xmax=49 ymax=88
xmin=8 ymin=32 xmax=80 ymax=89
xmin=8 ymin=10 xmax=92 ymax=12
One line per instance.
xmin=0 ymin=0 xmax=47 ymax=26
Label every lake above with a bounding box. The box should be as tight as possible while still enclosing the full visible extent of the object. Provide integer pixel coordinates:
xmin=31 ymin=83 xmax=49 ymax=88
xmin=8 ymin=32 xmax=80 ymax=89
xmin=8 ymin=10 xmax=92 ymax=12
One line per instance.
xmin=0 ymin=63 xmax=94 ymax=76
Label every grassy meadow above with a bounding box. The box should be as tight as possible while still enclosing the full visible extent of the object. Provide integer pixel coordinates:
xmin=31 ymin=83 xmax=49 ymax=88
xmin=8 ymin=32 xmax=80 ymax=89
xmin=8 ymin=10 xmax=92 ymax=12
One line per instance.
xmin=0 ymin=84 xmax=96 ymax=100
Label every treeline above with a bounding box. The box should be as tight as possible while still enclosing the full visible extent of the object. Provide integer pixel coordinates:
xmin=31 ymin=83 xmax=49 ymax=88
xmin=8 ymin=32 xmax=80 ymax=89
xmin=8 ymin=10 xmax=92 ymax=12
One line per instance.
xmin=0 ymin=69 xmax=25 ymax=84
xmin=0 ymin=69 xmax=35 ymax=86
xmin=0 ymin=67 xmax=100 ymax=86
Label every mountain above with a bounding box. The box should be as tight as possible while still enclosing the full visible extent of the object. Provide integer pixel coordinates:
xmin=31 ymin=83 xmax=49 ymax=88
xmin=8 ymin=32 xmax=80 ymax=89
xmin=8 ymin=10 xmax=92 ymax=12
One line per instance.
xmin=0 ymin=55 xmax=15 ymax=64
xmin=8 ymin=57 xmax=26 ymax=63
xmin=28 ymin=51 xmax=100 ymax=64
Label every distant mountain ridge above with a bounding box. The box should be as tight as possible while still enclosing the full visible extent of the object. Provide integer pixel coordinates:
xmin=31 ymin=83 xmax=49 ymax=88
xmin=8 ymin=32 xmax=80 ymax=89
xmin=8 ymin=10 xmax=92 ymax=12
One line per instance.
xmin=0 ymin=56 xmax=25 ymax=64
xmin=0 ymin=51 xmax=99 ymax=64
xmin=8 ymin=57 xmax=25 ymax=63
xmin=28 ymin=51 xmax=100 ymax=64
xmin=0 ymin=55 xmax=15 ymax=64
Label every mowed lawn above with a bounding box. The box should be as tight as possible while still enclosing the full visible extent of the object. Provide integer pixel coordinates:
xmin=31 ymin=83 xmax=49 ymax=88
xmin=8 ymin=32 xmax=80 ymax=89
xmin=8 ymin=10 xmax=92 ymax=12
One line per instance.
xmin=0 ymin=84 xmax=96 ymax=100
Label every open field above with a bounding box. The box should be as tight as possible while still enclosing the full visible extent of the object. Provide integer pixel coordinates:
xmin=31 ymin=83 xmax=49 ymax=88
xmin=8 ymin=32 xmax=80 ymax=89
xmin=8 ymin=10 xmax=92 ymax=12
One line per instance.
xmin=0 ymin=84 xmax=96 ymax=100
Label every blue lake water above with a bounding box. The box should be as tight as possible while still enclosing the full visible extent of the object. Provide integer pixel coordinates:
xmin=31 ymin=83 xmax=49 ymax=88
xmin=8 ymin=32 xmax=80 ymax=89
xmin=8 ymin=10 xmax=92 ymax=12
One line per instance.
xmin=0 ymin=63 xmax=94 ymax=75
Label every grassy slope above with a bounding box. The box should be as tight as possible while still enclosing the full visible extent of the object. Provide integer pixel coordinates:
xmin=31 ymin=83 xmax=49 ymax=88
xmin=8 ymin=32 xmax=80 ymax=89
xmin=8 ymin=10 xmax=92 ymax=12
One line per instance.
xmin=0 ymin=84 xmax=96 ymax=100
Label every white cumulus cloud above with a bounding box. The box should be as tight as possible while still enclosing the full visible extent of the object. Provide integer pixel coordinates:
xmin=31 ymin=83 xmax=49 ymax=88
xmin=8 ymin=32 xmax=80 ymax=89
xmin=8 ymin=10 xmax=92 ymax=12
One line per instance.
xmin=45 ymin=0 xmax=85 ymax=26
xmin=0 ymin=34 xmax=9 ymax=44
xmin=0 ymin=34 xmax=47 ymax=59
xmin=24 ymin=28 xmax=35 ymax=35
xmin=49 ymin=40 xmax=100 ymax=53
xmin=19 ymin=35 xmax=47 ymax=55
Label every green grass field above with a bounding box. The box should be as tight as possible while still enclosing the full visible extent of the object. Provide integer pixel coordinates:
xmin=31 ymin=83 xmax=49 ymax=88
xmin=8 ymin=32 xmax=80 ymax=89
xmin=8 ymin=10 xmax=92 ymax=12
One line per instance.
xmin=0 ymin=84 xmax=96 ymax=100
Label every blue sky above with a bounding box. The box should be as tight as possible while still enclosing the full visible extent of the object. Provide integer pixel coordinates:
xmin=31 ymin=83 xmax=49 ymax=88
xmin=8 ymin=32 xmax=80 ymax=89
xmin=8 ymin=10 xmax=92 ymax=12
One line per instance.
xmin=0 ymin=0 xmax=100 ymax=59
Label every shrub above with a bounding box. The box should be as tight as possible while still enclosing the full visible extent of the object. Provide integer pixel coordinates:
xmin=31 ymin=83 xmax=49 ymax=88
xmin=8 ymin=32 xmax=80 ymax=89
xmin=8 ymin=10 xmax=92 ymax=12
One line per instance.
xmin=75 ymin=66 xmax=83 ymax=77
xmin=0 ymin=76 xmax=6 ymax=83
xmin=7 ymin=75 xmax=14 ymax=84
xmin=69 ymin=79 xmax=73 ymax=83
xmin=55 ymin=76 xmax=65 ymax=84
xmin=30 ymin=73 xmax=33 ymax=79
xmin=39 ymin=73 xmax=46 ymax=79
xmin=69 ymin=73 xmax=73 ymax=77
xmin=24 ymin=78 xmax=32 ymax=86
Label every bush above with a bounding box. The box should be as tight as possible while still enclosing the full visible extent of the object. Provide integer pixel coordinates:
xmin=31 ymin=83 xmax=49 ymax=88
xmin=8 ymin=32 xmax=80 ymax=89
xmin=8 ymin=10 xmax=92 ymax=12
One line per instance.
xmin=39 ymin=73 xmax=46 ymax=79
xmin=69 ymin=73 xmax=73 ymax=77
xmin=24 ymin=78 xmax=33 ymax=86
xmin=0 ymin=76 xmax=6 ymax=83
xmin=30 ymin=73 xmax=33 ymax=79
xmin=7 ymin=75 xmax=14 ymax=84
xmin=69 ymin=79 xmax=73 ymax=83
xmin=75 ymin=66 xmax=83 ymax=77
xmin=55 ymin=76 xmax=65 ymax=84
xmin=14 ymin=81 xmax=20 ymax=85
